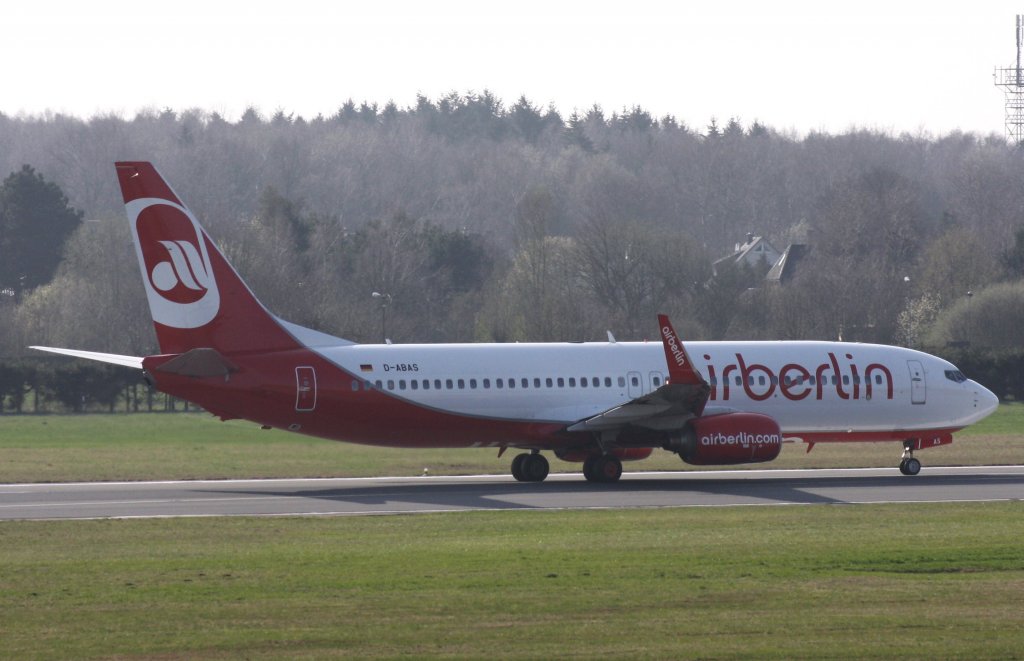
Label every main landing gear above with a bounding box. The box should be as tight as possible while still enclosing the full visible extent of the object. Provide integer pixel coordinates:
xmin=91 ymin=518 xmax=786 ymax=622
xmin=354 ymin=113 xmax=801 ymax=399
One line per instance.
xmin=511 ymin=451 xmax=549 ymax=482
xmin=899 ymin=440 xmax=922 ymax=476
xmin=583 ymin=454 xmax=623 ymax=484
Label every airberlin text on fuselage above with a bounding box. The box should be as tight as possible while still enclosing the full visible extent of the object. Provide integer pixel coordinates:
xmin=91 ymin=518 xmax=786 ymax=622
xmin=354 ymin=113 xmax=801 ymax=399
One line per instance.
xmin=704 ymin=352 xmax=894 ymax=402
xmin=700 ymin=432 xmax=781 ymax=446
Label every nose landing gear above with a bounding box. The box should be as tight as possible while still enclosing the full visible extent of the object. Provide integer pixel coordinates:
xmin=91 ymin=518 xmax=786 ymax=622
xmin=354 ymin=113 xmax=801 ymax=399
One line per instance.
xmin=899 ymin=440 xmax=922 ymax=476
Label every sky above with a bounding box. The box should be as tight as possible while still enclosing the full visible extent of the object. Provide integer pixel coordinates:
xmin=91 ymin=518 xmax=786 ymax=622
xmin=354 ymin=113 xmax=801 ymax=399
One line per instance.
xmin=0 ymin=1 xmax=1017 ymax=136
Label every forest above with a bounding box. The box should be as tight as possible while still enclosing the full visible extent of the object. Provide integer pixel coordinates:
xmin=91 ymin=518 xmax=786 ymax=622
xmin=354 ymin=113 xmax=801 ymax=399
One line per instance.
xmin=3 ymin=92 xmax=1024 ymax=407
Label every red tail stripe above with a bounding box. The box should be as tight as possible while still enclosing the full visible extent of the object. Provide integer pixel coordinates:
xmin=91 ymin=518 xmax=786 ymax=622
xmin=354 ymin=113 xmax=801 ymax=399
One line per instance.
xmin=116 ymin=162 xmax=181 ymax=205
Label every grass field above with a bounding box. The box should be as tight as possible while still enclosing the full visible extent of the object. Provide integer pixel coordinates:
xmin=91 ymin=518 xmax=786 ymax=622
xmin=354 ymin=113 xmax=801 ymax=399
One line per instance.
xmin=1 ymin=403 xmax=1022 ymax=483
xmin=1 ymin=503 xmax=1022 ymax=659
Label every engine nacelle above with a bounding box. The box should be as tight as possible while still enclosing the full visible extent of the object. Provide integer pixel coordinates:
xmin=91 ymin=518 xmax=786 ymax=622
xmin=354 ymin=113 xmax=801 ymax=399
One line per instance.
xmin=669 ymin=412 xmax=782 ymax=465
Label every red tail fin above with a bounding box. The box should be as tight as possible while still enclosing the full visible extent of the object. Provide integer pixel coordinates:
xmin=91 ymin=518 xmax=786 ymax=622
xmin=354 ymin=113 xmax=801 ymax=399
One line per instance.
xmin=116 ymin=161 xmax=300 ymax=355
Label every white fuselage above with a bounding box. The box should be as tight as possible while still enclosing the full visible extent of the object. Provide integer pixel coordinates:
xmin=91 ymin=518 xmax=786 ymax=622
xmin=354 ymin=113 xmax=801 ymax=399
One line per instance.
xmin=315 ymin=339 xmax=997 ymax=436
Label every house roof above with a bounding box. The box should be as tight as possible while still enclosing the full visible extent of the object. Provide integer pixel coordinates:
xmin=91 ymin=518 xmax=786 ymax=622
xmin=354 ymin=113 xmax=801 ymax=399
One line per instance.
xmin=712 ymin=235 xmax=780 ymax=271
xmin=766 ymin=244 xmax=810 ymax=284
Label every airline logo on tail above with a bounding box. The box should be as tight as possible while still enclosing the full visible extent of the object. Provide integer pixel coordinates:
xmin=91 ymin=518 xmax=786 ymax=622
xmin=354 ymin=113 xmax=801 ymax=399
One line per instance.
xmin=127 ymin=198 xmax=220 ymax=328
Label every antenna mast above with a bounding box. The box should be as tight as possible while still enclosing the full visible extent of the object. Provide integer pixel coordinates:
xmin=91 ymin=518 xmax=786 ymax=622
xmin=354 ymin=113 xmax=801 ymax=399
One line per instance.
xmin=994 ymin=15 xmax=1024 ymax=144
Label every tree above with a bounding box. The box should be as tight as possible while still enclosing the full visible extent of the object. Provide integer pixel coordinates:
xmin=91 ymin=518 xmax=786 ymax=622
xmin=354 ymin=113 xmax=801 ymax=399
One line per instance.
xmin=917 ymin=226 xmax=998 ymax=304
xmin=1001 ymin=224 xmax=1024 ymax=278
xmin=508 ymin=95 xmax=544 ymax=144
xmin=0 ymin=165 xmax=83 ymax=300
xmin=923 ymin=281 xmax=1024 ymax=350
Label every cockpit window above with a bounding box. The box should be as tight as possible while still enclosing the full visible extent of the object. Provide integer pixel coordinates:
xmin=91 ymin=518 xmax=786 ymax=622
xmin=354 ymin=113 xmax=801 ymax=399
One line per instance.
xmin=945 ymin=370 xmax=967 ymax=383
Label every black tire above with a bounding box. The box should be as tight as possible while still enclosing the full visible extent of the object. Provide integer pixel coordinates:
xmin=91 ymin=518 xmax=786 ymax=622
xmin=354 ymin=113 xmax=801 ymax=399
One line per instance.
xmin=523 ymin=453 xmax=549 ymax=482
xmin=594 ymin=454 xmax=623 ymax=483
xmin=511 ymin=453 xmax=529 ymax=482
xmin=898 ymin=459 xmax=909 ymax=475
xmin=903 ymin=457 xmax=921 ymax=476
xmin=582 ymin=455 xmax=598 ymax=482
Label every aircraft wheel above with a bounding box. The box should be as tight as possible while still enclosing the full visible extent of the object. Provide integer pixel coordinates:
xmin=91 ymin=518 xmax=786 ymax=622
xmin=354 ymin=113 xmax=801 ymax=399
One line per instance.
xmin=522 ymin=453 xmax=549 ymax=482
xmin=582 ymin=455 xmax=599 ymax=482
xmin=593 ymin=454 xmax=623 ymax=483
xmin=511 ymin=453 xmax=529 ymax=482
xmin=901 ymin=457 xmax=921 ymax=476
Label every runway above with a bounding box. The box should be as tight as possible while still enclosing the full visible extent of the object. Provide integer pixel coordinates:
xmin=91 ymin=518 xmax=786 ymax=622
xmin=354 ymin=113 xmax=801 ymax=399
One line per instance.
xmin=1 ymin=466 xmax=1022 ymax=521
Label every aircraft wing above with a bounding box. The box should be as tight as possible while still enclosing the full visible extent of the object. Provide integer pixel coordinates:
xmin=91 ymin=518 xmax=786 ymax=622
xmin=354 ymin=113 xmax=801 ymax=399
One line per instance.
xmin=30 ymin=346 xmax=144 ymax=369
xmin=567 ymin=314 xmax=710 ymax=433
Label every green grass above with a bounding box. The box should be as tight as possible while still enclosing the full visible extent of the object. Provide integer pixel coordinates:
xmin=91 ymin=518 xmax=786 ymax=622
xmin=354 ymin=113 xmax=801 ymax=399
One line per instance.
xmin=1 ymin=403 xmax=1022 ymax=484
xmin=1 ymin=503 xmax=1022 ymax=659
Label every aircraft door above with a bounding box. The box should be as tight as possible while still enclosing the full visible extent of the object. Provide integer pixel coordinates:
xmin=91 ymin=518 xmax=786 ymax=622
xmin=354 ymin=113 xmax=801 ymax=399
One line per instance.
xmin=627 ymin=371 xmax=643 ymax=398
xmin=907 ymin=360 xmax=926 ymax=405
xmin=295 ymin=366 xmax=317 ymax=411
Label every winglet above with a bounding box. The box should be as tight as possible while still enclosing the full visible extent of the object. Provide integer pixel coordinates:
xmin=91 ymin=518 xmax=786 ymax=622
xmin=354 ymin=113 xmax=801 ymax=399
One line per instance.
xmin=657 ymin=314 xmax=705 ymax=387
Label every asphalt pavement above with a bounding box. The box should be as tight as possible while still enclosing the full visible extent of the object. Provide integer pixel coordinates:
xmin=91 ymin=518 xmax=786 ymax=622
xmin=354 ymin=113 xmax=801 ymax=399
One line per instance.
xmin=1 ymin=466 xmax=1022 ymax=520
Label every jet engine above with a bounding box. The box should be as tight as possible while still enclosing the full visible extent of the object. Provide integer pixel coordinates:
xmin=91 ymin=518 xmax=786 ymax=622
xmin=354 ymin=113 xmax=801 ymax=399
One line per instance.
xmin=667 ymin=412 xmax=782 ymax=465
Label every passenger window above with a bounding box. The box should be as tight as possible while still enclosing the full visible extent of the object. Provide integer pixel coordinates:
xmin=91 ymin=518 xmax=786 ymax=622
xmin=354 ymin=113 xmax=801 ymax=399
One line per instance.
xmin=652 ymin=376 xmax=661 ymax=387
xmin=446 ymin=379 xmax=453 ymax=389
xmin=534 ymin=378 xmax=541 ymax=388
xmin=735 ymin=376 xmax=742 ymax=386
xmin=375 ymin=380 xmax=383 ymax=389
xmin=411 ymin=380 xmax=419 ymax=390
xmin=619 ymin=376 xmax=626 ymax=387
xmin=875 ymin=375 xmax=883 ymax=385
xmin=496 ymin=379 xmax=503 ymax=389
xmin=387 ymin=380 xmax=395 ymax=390
xmin=458 ymin=379 xmax=465 ymax=389
xmin=842 ymin=375 xmax=849 ymax=385
xmin=422 ymin=380 xmax=429 ymax=390
xmin=469 ymin=379 xmax=477 ymax=389
xmin=580 ymin=377 xmax=587 ymax=388
xmin=558 ymin=378 xmax=565 ymax=387
xmin=568 ymin=377 xmax=576 ymax=387
xmin=546 ymin=378 xmax=553 ymax=387
xmin=605 ymin=377 xmax=612 ymax=387
xmin=399 ymin=380 xmax=407 ymax=390
xmin=508 ymin=378 xmax=515 ymax=389
xmin=523 ymin=378 xmax=530 ymax=388
xmin=593 ymin=377 xmax=600 ymax=387
xmin=758 ymin=376 xmax=765 ymax=386
xmin=631 ymin=376 xmax=639 ymax=386
xmin=483 ymin=379 xmax=490 ymax=389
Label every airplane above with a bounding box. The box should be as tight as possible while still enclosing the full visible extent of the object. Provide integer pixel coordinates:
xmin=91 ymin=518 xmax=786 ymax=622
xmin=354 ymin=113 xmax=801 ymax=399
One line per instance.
xmin=31 ymin=162 xmax=1000 ymax=483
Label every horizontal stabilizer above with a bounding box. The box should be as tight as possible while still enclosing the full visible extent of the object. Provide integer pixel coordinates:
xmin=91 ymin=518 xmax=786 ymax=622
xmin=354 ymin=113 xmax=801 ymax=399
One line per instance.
xmin=152 ymin=348 xmax=239 ymax=378
xmin=29 ymin=346 xmax=144 ymax=369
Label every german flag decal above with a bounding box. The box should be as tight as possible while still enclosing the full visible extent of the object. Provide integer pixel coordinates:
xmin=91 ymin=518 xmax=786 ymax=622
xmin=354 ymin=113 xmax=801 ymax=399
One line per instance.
xmin=360 ymin=364 xmax=373 ymax=372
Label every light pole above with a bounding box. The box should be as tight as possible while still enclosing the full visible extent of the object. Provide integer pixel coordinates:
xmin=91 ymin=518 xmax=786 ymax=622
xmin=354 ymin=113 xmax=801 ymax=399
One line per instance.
xmin=966 ymin=290 xmax=973 ymax=347
xmin=371 ymin=292 xmax=391 ymax=343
